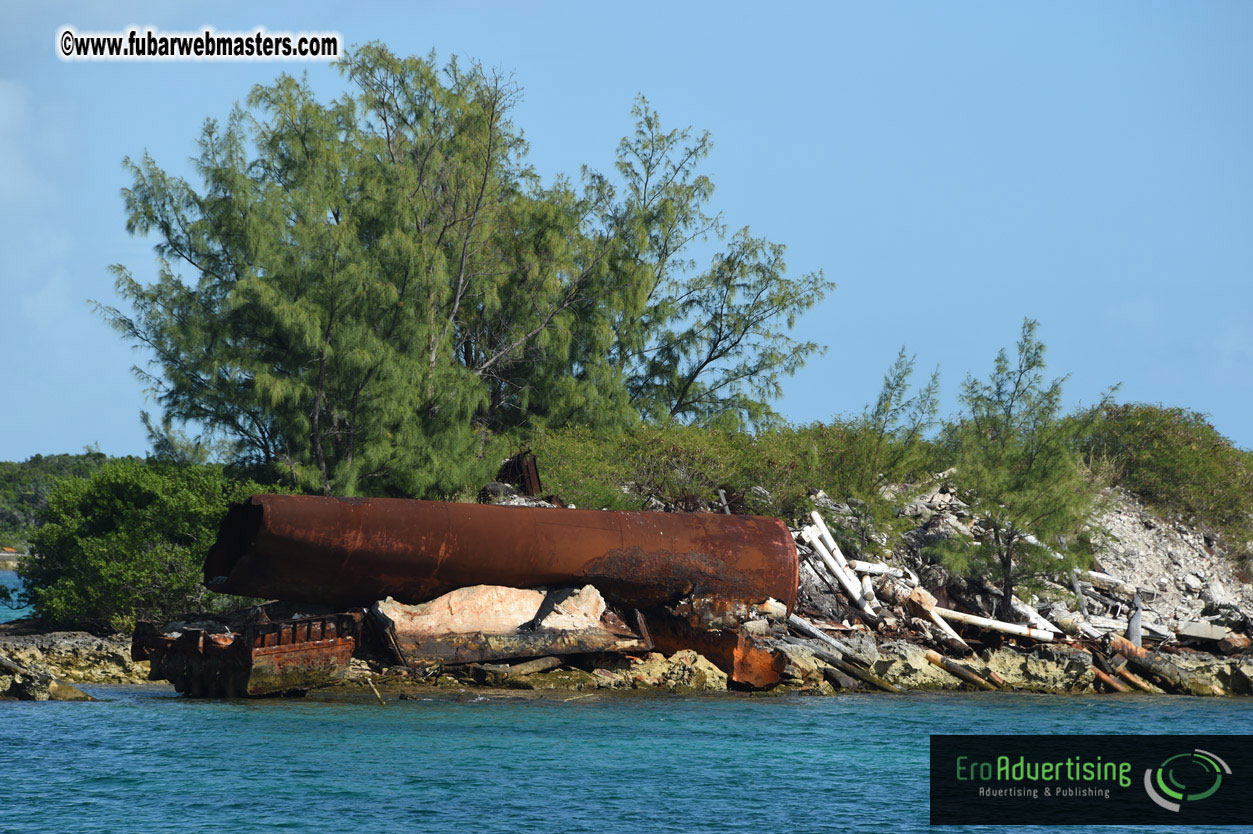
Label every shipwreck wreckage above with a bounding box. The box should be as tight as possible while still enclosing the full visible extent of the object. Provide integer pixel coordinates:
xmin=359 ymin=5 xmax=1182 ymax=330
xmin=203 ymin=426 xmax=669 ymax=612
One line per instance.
xmin=132 ymin=493 xmax=800 ymax=696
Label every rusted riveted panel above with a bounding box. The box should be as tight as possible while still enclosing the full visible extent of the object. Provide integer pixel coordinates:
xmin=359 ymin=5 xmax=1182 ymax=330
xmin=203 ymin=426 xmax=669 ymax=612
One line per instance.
xmin=204 ymin=495 xmax=798 ymax=613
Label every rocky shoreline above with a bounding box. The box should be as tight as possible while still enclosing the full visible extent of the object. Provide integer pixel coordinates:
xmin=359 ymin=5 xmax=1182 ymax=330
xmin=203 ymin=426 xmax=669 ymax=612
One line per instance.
xmin=5 ymin=619 xmax=1250 ymax=701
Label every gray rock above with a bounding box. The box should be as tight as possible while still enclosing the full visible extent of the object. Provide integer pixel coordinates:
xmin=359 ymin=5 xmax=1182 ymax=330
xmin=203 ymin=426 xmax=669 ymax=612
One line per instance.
xmin=982 ymin=645 xmax=1095 ymax=693
xmin=900 ymin=499 xmax=933 ymax=521
xmin=1230 ymin=661 xmax=1253 ymax=695
xmin=477 ymin=481 xmax=519 ymax=503
xmin=3 ymin=669 xmax=52 ymax=701
xmin=1203 ymin=581 xmax=1233 ymax=606
xmin=493 ymin=495 xmax=557 ymax=508
xmin=1177 ymin=620 xmax=1231 ymax=642
xmin=871 ymin=641 xmax=958 ymax=690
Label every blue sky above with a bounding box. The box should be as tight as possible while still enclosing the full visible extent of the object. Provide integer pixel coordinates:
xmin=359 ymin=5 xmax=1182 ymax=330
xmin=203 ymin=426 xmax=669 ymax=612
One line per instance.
xmin=1 ymin=1 xmax=1250 ymax=461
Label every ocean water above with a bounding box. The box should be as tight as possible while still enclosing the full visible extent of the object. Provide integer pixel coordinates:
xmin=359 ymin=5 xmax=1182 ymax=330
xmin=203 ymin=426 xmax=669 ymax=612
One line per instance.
xmin=2 ymin=686 xmax=1251 ymax=833
xmin=0 ymin=570 xmax=31 ymax=623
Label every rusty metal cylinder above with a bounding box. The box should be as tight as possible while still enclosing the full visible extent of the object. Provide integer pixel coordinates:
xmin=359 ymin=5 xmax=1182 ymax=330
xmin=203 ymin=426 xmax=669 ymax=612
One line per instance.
xmin=204 ymin=495 xmax=798 ymax=613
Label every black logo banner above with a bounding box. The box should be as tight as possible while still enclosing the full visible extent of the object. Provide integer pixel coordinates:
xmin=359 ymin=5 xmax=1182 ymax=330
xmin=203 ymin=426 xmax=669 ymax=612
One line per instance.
xmin=930 ymin=734 xmax=1251 ymax=826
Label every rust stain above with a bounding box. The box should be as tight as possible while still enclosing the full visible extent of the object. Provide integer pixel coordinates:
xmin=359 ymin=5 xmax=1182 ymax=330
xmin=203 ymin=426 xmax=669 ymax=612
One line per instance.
xmin=641 ymin=611 xmax=787 ymax=689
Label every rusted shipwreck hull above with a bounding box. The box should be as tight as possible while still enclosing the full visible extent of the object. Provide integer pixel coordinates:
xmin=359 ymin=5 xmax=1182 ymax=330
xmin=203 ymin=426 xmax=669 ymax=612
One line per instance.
xmin=132 ymin=610 xmax=364 ymax=697
xmin=205 ymin=495 xmax=798 ymax=614
xmin=143 ymin=495 xmax=800 ymax=694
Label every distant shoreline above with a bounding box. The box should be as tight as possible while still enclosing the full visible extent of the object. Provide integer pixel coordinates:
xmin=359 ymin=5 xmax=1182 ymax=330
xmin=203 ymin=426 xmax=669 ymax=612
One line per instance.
xmin=0 ymin=560 xmax=19 ymax=572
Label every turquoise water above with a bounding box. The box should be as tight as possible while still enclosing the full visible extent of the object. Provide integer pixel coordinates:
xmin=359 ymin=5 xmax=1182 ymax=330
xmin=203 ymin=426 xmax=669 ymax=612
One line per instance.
xmin=2 ymin=686 xmax=1251 ymax=833
xmin=0 ymin=570 xmax=31 ymax=622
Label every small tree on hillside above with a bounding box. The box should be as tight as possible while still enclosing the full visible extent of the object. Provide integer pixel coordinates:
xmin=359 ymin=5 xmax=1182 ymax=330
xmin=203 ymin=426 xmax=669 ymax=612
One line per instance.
xmin=930 ymin=320 xmax=1102 ymax=620
xmin=850 ymin=347 xmax=941 ymax=498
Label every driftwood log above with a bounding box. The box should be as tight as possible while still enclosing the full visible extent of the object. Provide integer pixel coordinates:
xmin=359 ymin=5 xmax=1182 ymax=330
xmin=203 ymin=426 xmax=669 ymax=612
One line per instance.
xmin=1108 ymin=634 xmax=1223 ymax=696
xmin=787 ymin=614 xmax=872 ymax=666
xmin=924 ymin=650 xmax=998 ymax=691
xmin=1082 ymin=570 xmax=1137 ymax=597
xmin=932 ymin=607 xmax=1054 ymax=642
xmin=1091 ymin=667 xmax=1131 ymax=693
xmin=0 ymin=653 xmax=26 ymax=676
xmin=779 ymin=636 xmax=900 ymax=693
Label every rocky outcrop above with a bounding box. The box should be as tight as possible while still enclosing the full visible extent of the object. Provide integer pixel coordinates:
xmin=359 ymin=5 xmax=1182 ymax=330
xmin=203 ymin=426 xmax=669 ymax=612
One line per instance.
xmin=1093 ymin=490 xmax=1253 ymax=627
xmin=465 ymin=649 xmax=731 ymax=692
xmin=620 ymin=650 xmax=729 ymax=691
xmin=504 ymin=668 xmax=601 ymax=691
xmin=982 ymin=645 xmax=1096 ymax=693
xmin=0 ymin=630 xmax=148 ymax=684
xmin=1166 ymin=652 xmax=1253 ymax=696
xmin=0 ymin=666 xmax=95 ymax=701
xmin=871 ymin=641 xmax=960 ymax=690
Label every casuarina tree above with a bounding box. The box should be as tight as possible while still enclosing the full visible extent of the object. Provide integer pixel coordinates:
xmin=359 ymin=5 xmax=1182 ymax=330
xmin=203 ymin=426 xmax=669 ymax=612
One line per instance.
xmin=930 ymin=320 xmax=1102 ymax=619
xmin=100 ymin=43 xmax=831 ymax=497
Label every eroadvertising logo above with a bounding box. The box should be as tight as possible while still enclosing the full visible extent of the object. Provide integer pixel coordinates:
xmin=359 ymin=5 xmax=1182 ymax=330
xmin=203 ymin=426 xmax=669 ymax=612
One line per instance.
xmin=1143 ymin=749 xmax=1231 ymax=812
xmin=930 ymin=735 xmax=1250 ymax=825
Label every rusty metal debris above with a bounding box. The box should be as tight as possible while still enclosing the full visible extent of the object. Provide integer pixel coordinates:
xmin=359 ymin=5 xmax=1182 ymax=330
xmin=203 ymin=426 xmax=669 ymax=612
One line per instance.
xmin=496 ymin=450 xmax=543 ymax=497
xmin=642 ymin=612 xmax=785 ymax=689
xmin=136 ymin=491 xmax=800 ymax=696
xmin=204 ymin=495 xmax=798 ymax=613
xmin=132 ymin=609 xmax=364 ymax=697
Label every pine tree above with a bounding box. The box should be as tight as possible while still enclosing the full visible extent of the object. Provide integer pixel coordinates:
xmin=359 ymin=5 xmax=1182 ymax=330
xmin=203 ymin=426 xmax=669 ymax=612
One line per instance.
xmin=930 ymin=320 xmax=1101 ymax=619
xmin=603 ymin=99 xmax=834 ymax=428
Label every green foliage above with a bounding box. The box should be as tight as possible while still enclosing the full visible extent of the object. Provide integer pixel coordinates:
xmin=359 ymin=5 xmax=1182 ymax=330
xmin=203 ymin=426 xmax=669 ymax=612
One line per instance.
xmin=532 ymin=425 xmax=741 ymax=512
xmin=142 ymin=410 xmax=243 ymax=465
xmin=0 ymin=451 xmax=111 ymax=549
xmin=19 ymin=459 xmax=278 ymax=633
xmin=928 ymin=320 xmax=1101 ymax=617
xmin=531 ymin=386 xmax=943 ymax=529
xmin=100 ymin=45 xmax=828 ymax=499
xmin=1077 ymin=403 xmax=1253 ymax=556
xmin=606 ymin=99 xmax=832 ymax=427
xmin=849 ymin=348 xmax=940 ymax=495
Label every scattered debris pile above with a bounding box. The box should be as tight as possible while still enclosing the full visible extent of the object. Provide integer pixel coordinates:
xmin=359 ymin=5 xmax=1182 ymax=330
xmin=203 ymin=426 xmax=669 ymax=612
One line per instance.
xmin=778 ymin=496 xmax=1253 ymax=696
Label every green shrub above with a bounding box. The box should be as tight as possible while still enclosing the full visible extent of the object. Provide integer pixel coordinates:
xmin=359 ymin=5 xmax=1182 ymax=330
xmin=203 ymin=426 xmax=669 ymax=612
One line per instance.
xmin=20 ymin=459 xmax=279 ymax=633
xmin=530 ymin=416 xmax=945 ymax=528
xmin=528 ymin=426 xmax=647 ymax=511
xmin=1077 ymin=404 xmax=1253 ymax=553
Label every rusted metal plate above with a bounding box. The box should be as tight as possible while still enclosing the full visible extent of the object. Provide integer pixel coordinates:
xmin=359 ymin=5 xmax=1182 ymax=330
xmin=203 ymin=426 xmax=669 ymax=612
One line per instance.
xmin=248 ymin=638 xmax=357 ymax=695
xmin=642 ymin=613 xmax=787 ymax=689
xmin=132 ymin=610 xmax=363 ymax=697
xmin=204 ymin=495 xmax=798 ymax=614
xmin=497 ymin=451 xmax=543 ymax=496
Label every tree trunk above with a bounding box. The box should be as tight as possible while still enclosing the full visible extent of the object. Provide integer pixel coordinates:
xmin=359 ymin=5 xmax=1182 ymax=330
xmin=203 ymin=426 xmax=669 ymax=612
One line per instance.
xmin=1000 ymin=552 xmax=1015 ymax=621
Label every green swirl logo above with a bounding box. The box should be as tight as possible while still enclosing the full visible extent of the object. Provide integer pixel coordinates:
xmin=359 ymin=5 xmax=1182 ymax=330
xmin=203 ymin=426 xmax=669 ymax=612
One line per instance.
xmin=1144 ymin=749 xmax=1231 ymax=812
